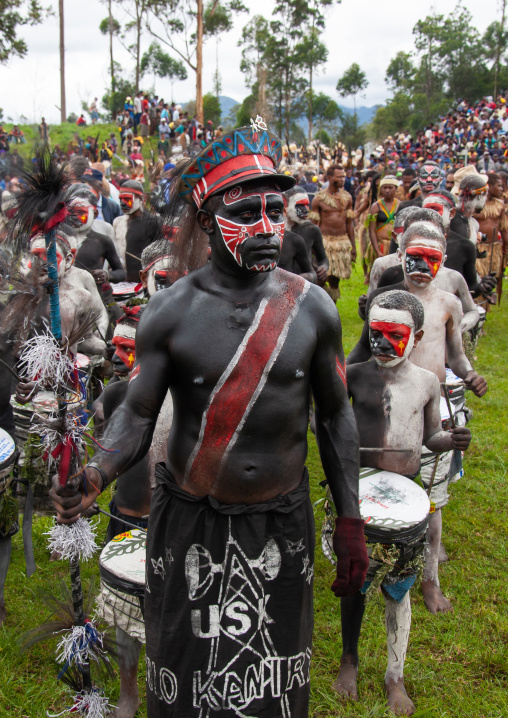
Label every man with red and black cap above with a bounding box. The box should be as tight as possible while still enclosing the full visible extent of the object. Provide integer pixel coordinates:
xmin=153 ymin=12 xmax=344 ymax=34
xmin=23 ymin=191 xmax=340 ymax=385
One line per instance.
xmin=50 ymin=119 xmax=368 ymax=718
xmin=113 ymin=180 xmax=161 ymax=282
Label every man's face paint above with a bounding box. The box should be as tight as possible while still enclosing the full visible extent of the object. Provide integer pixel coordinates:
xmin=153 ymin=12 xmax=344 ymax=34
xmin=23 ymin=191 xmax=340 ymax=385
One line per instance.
xmin=120 ymin=191 xmax=143 ymax=215
xmin=418 ymin=164 xmax=441 ymax=194
xmin=404 ymin=243 xmax=443 ymax=282
xmin=112 ymin=325 xmax=136 ymax=377
xmin=286 ymin=193 xmax=309 ymax=224
xmin=392 ymin=225 xmax=404 ymax=245
xmin=369 ymin=306 xmax=415 ymax=367
xmin=68 ymin=198 xmax=95 ymax=233
xmin=215 ymin=186 xmax=284 ymax=272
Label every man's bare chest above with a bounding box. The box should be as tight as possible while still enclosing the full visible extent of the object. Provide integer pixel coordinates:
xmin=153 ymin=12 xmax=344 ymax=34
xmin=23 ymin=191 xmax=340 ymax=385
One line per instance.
xmin=169 ymin=297 xmax=316 ymax=393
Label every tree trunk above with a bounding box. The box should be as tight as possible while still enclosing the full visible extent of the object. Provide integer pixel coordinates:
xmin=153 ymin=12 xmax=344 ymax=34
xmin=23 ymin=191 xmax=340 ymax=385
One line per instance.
xmin=494 ymin=0 xmax=507 ymax=99
xmin=59 ymin=0 xmax=66 ymax=123
xmin=108 ymin=0 xmax=115 ymax=93
xmin=135 ymin=16 xmax=141 ymax=92
xmin=258 ymin=64 xmax=267 ymax=118
xmin=196 ymin=0 xmax=204 ymax=123
xmin=308 ymin=65 xmax=313 ymax=145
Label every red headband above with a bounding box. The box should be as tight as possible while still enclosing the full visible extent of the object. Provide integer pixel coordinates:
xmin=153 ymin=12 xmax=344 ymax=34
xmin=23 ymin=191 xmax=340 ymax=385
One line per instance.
xmin=143 ymin=254 xmax=171 ymax=272
xmin=192 ymin=154 xmax=276 ymax=208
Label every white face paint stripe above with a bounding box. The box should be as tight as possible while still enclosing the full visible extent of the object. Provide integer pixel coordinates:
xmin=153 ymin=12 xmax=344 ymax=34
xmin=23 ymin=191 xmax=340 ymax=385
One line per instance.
xmin=113 ymin=325 xmax=137 ymax=340
xmin=218 ymin=282 xmax=310 ymax=476
xmin=369 ymin=306 xmax=415 ymax=329
xmin=183 ymin=297 xmax=270 ymax=481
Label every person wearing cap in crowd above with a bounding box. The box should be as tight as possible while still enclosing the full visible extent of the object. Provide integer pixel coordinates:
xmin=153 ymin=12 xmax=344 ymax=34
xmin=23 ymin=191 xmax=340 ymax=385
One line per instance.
xmin=50 ymin=120 xmax=368 ymax=718
xmin=365 ymin=175 xmax=401 ymax=260
xmin=113 ymin=180 xmax=161 ymax=282
xmin=80 ymin=167 xmax=122 ymax=225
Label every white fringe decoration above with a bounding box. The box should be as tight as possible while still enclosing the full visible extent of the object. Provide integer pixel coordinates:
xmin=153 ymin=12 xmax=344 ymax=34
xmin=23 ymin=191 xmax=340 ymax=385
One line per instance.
xmin=55 ymin=622 xmax=105 ymax=669
xmin=18 ymin=329 xmax=73 ymax=390
xmin=46 ymin=518 xmax=99 ymax=562
xmin=29 ymin=412 xmax=89 ymax=461
xmin=47 ymin=689 xmax=112 ymax=718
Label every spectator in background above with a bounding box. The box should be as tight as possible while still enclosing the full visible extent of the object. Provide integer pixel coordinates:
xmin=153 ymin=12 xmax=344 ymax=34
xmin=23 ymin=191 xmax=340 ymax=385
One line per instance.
xmin=8 ymin=126 xmax=26 ymax=144
xmin=38 ymin=117 xmax=49 ymax=146
xmin=134 ymin=92 xmax=142 ymax=131
xmin=77 ymin=114 xmax=87 ymax=126
xmin=81 ymin=167 xmax=121 ymax=225
xmin=89 ymin=97 xmax=99 ymax=125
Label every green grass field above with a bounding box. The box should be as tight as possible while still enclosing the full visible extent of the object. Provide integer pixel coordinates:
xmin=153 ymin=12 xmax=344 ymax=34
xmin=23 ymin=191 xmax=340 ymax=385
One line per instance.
xmin=0 ymin=264 xmax=506 ymax=717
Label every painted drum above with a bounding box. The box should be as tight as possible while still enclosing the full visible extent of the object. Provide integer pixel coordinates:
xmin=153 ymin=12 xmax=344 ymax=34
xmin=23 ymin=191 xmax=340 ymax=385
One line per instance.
xmin=445 ymin=367 xmax=466 ymax=411
xmin=32 ymin=390 xmax=59 ymax=414
xmin=359 ymin=468 xmax=430 ymax=544
xmin=112 ymin=282 xmax=144 ymax=305
xmin=0 ymin=427 xmax=15 ymax=476
xmin=99 ymin=529 xmax=146 ymax=598
xmin=76 ymin=353 xmax=90 ymax=370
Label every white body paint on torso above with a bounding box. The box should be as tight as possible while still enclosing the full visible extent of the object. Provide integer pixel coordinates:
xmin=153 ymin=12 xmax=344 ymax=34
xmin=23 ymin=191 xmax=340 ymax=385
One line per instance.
xmin=434 ymin=266 xmax=479 ymax=332
xmin=368 ymin=254 xmax=399 ymax=294
xmin=408 ymin=286 xmax=462 ymax=383
xmin=60 ymin=266 xmax=108 ymax=352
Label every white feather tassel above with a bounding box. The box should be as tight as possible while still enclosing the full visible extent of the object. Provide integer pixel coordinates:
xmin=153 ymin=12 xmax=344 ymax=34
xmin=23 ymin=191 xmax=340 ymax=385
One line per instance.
xmin=55 ymin=622 xmax=105 ymax=669
xmin=47 ymin=689 xmax=112 ymax=718
xmin=18 ymin=329 xmax=74 ymax=390
xmin=46 ymin=518 xmax=99 ymax=562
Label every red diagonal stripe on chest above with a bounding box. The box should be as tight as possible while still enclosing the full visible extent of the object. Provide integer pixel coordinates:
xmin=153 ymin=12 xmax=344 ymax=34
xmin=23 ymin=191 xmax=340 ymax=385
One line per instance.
xmin=186 ymin=272 xmax=307 ymax=489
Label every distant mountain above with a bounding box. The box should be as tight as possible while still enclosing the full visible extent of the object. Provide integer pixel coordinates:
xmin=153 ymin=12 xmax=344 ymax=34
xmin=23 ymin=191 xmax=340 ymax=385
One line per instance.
xmin=341 ymin=105 xmax=377 ymax=126
xmin=216 ymin=95 xmax=377 ymax=129
xmin=219 ymin=95 xmax=240 ymax=122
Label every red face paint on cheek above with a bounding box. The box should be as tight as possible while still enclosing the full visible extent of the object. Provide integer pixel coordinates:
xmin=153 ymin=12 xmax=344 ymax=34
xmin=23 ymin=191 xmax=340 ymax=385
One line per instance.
xmin=405 ymin=246 xmax=443 ymax=277
xmin=370 ymin=321 xmax=412 ymax=356
xmin=216 ymin=192 xmax=284 ymax=268
xmin=112 ymin=337 xmax=136 ymax=368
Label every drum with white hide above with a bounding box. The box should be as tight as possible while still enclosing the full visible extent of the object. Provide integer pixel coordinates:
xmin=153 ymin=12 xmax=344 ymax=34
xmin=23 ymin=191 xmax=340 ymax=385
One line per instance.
xmin=97 ymin=529 xmax=147 ymax=643
xmin=0 ymin=427 xmax=18 ymax=538
xmin=322 ymin=469 xmax=430 ymax=597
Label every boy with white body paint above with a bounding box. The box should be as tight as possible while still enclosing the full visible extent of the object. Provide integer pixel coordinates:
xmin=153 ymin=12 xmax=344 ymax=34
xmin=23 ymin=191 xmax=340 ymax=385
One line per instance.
xmin=370 ymin=200 xmax=480 ymax=333
xmin=348 ymin=221 xmax=487 ymax=616
xmin=336 ymin=290 xmax=471 ymax=716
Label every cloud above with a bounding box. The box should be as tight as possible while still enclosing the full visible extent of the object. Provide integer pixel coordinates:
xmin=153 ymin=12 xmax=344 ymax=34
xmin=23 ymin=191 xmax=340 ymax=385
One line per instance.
xmin=0 ymin=0 xmax=500 ymax=123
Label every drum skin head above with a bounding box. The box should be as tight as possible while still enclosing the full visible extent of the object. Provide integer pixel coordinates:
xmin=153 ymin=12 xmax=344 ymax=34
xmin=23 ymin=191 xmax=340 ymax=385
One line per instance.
xmin=100 ymin=529 xmax=146 ymax=587
xmin=359 ymin=470 xmax=430 ymax=531
xmin=0 ymin=428 xmax=15 ymax=470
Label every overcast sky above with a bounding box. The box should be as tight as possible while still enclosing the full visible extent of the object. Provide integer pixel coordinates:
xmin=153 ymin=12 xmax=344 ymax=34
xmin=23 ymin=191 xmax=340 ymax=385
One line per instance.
xmin=0 ymin=0 xmax=501 ymax=124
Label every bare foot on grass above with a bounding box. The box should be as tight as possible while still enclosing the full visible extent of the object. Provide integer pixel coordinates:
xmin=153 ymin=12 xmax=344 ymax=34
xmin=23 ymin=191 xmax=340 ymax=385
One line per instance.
xmin=385 ymin=677 xmax=416 ymax=716
xmin=110 ymin=694 xmax=141 ymax=718
xmin=421 ymin=579 xmax=452 ymax=614
xmin=331 ymin=658 xmax=358 ymax=701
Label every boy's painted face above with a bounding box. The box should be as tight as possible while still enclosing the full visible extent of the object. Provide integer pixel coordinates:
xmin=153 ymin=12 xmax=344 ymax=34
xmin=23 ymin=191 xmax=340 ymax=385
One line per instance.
xmin=369 ymin=305 xmax=415 ymax=367
xmin=29 ymin=236 xmax=71 ymax=279
xmin=214 ymin=185 xmax=285 ymax=273
xmin=402 ymin=237 xmax=444 ymax=286
xmin=286 ymin=192 xmax=310 ymax=224
xmin=111 ymin=324 xmax=136 ymax=378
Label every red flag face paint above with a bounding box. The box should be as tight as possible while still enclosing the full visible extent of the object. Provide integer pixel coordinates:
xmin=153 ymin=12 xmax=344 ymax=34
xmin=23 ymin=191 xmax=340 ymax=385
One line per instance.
xmin=405 ymin=245 xmax=443 ymax=279
xmin=112 ymin=336 xmax=136 ymax=374
xmin=369 ymin=321 xmax=412 ymax=358
xmin=216 ymin=189 xmax=284 ymax=272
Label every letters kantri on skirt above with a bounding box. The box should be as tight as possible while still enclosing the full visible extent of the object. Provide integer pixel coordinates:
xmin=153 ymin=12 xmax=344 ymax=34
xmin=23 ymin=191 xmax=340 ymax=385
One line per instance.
xmin=145 ymin=464 xmax=315 ymax=717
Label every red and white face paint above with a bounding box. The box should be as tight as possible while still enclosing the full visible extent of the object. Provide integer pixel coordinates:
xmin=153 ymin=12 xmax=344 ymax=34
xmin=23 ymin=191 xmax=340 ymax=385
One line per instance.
xmin=112 ymin=324 xmax=136 ymax=376
xmin=216 ymin=186 xmax=284 ymax=272
xmin=29 ymin=235 xmax=71 ymax=278
xmin=405 ymin=245 xmax=443 ymax=279
xmin=286 ymin=192 xmax=310 ymax=225
xmin=369 ymin=306 xmax=415 ymax=367
xmin=68 ymin=198 xmax=95 ymax=233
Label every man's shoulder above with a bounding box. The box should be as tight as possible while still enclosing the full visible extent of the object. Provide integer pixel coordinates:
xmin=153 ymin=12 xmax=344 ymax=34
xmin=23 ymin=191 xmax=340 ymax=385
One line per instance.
xmin=407 ymin=361 xmax=440 ymax=391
